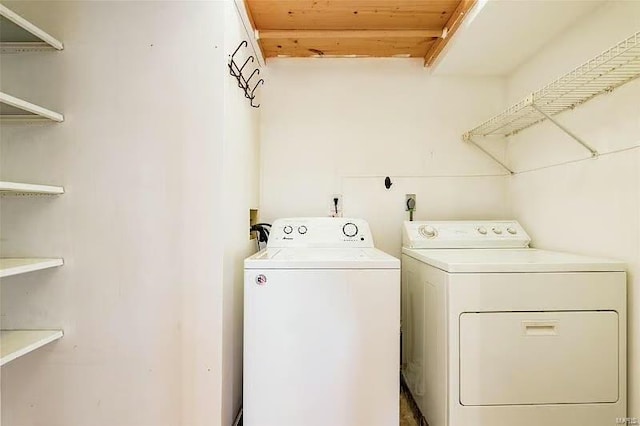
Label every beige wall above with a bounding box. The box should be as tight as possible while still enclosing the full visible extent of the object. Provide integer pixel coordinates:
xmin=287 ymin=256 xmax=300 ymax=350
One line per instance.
xmin=259 ymin=59 xmax=511 ymax=258
xmin=221 ymin=3 xmax=261 ymax=425
xmin=0 ymin=2 xmax=227 ymax=425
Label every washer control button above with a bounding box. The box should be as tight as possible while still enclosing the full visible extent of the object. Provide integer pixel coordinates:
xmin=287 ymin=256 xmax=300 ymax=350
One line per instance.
xmin=477 ymin=227 xmax=488 ymax=235
xmin=507 ymin=227 xmax=517 ymax=235
xmin=492 ymin=227 xmax=503 ymax=235
xmin=283 ymin=225 xmax=293 ymax=234
xmin=343 ymin=223 xmax=358 ymax=237
xmin=298 ymin=225 xmax=307 ymax=234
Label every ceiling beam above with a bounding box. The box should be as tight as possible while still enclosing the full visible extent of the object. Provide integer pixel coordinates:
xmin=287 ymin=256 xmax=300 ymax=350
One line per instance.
xmin=424 ymin=0 xmax=478 ymax=67
xmin=257 ymin=29 xmax=444 ymax=40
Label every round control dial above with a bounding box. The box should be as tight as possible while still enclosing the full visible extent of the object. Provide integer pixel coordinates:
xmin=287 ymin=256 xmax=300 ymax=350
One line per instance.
xmin=492 ymin=227 xmax=503 ymax=235
xmin=298 ymin=225 xmax=307 ymax=234
xmin=283 ymin=225 xmax=293 ymax=234
xmin=507 ymin=227 xmax=517 ymax=235
xmin=419 ymin=225 xmax=437 ymax=239
xmin=477 ymin=227 xmax=488 ymax=235
xmin=342 ymin=222 xmax=358 ymax=237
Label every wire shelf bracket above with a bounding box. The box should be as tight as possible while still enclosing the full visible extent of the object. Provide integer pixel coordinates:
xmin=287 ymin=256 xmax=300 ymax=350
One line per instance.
xmin=463 ymin=30 xmax=640 ymax=173
xmin=463 ymin=133 xmax=514 ymax=175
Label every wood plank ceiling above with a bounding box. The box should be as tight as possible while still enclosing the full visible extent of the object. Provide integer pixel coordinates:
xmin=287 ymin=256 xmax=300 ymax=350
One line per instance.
xmin=244 ymin=0 xmax=477 ymax=66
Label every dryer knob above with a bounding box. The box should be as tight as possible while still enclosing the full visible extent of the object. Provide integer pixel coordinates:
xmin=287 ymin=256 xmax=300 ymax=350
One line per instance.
xmin=283 ymin=225 xmax=293 ymax=234
xmin=477 ymin=227 xmax=488 ymax=235
xmin=492 ymin=227 xmax=503 ymax=235
xmin=420 ymin=225 xmax=437 ymax=238
xmin=507 ymin=227 xmax=517 ymax=235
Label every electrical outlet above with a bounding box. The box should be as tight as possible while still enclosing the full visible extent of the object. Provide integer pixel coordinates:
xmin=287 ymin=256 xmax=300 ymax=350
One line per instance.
xmin=405 ymin=194 xmax=416 ymax=211
xmin=329 ymin=194 xmax=343 ymax=217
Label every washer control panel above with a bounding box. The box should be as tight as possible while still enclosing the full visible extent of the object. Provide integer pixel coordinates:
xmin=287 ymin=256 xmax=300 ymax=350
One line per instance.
xmin=268 ymin=217 xmax=374 ymax=248
xmin=403 ymin=220 xmax=530 ymax=249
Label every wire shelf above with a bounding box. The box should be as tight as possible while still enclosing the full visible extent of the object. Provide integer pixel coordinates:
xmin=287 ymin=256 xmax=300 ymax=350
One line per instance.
xmin=465 ymin=31 xmax=640 ymax=138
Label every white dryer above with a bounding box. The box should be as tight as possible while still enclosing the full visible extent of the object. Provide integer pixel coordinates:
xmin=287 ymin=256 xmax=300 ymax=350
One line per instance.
xmin=244 ymin=217 xmax=400 ymax=426
xmin=401 ymin=220 xmax=626 ymax=426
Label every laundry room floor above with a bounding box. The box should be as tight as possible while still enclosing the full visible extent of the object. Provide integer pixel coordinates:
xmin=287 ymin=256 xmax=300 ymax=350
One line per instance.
xmin=400 ymin=388 xmax=420 ymax=426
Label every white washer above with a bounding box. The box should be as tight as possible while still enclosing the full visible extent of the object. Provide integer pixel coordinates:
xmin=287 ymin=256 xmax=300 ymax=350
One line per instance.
xmin=244 ymin=217 xmax=400 ymax=426
xmin=401 ymin=220 xmax=627 ymax=426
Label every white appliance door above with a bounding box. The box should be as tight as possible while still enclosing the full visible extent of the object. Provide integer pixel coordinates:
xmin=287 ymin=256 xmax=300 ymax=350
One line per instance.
xmin=244 ymin=268 xmax=400 ymax=426
xmin=459 ymin=311 xmax=619 ymax=406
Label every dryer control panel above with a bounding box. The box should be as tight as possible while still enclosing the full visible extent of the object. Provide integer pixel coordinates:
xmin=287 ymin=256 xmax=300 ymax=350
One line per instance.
xmin=403 ymin=220 xmax=530 ymax=249
xmin=268 ymin=217 xmax=374 ymax=248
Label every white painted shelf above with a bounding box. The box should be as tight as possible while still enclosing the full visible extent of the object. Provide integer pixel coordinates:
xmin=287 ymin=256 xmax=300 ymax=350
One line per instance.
xmin=0 ymin=329 xmax=63 ymax=366
xmin=464 ymin=31 xmax=640 ymax=139
xmin=0 ymin=258 xmax=64 ymax=278
xmin=0 ymin=92 xmax=64 ymax=122
xmin=0 ymin=4 xmax=63 ymax=52
xmin=463 ymin=31 xmax=640 ymax=173
xmin=0 ymin=181 xmax=64 ymax=195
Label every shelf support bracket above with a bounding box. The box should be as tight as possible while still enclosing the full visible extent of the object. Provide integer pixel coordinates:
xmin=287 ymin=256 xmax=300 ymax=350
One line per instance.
xmin=463 ymin=133 xmax=514 ymax=175
xmin=530 ymin=104 xmax=598 ymax=157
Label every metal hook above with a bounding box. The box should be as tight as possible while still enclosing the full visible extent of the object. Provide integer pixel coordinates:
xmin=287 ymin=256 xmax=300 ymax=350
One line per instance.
xmin=245 ymin=68 xmax=260 ymax=85
xmin=235 ymin=56 xmax=255 ymax=89
xmin=250 ymin=79 xmax=264 ymax=108
xmin=239 ymin=55 xmax=254 ymax=74
xmin=228 ymin=40 xmax=249 ymax=78
xmin=230 ymin=40 xmax=247 ymax=61
xmin=244 ymin=68 xmax=261 ymax=98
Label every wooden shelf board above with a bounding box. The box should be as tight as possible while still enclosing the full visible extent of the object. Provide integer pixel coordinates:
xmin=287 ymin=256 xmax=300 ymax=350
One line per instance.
xmin=0 ymin=92 xmax=64 ymax=122
xmin=262 ymin=36 xmax=437 ymax=58
xmin=0 ymin=329 xmax=64 ymax=366
xmin=0 ymin=258 xmax=64 ymax=278
xmin=0 ymin=4 xmax=63 ymax=50
xmin=0 ymin=181 xmax=65 ymax=195
xmin=245 ymin=0 xmax=458 ymax=31
xmin=245 ymin=0 xmax=463 ymax=60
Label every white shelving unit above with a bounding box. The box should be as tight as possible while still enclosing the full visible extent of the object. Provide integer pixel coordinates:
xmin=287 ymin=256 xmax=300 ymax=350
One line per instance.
xmin=0 ymin=92 xmax=64 ymax=122
xmin=463 ymin=31 xmax=640 ymax=173
xmin=0 ymin=5 xmax=66 ymax=370
xmin=0 ymin=181 xmax=64 ymax=195
xmin=0 ymin=4 xmax=63 ymax=52
xmin=0 ymin=330 xmax=64 ymax=366
xmin=0 ymin=258 xmax=64 ymax=278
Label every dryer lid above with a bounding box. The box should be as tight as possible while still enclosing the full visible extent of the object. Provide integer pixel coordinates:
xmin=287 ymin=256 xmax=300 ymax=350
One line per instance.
xmin=402 ymin=248 xmax=625 ymax=273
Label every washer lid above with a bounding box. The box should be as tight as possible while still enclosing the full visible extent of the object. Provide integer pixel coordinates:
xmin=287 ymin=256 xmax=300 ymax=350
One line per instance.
xmin=402 ymin=248 xmax=625 ymax=273
xmin=245 ymin=248 xmax=399 ymax=269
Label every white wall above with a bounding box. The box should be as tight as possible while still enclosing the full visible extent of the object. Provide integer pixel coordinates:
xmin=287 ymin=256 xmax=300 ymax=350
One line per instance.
xmin=259 ymin=59 xmax=510 ymax=257
xmin=0 ymin=2 xmax=226 ymax=425
xmin=221 ymin=3 xmax=261 ymax=425
xmin=506 ymin=1 xmax=640 ymax=416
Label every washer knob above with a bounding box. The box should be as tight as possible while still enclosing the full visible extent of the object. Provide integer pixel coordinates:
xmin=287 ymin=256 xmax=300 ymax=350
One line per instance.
xmin=298 ymin=225 xmax=307 ymax=234
xmin=283 ymin=225 xmax=293 ymax=234
xmin=507 ymin=227 xmax=517 ymax=235
xmin=492 ymin=227 xmax=503 ymax=235
xmin=343 ymin=222 xmax=358 ymax=237
xmin=477 ymin=227 xmax=488 ymax=235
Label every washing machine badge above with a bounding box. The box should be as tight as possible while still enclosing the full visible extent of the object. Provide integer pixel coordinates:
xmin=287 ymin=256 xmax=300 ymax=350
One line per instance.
xmin=256 ymin=274 xmax=267 ymax=285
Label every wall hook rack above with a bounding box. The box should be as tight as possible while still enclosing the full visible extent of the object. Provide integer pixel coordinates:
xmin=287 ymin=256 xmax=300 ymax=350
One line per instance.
xmin=228 ymin=40 xmax=264 ymax=108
